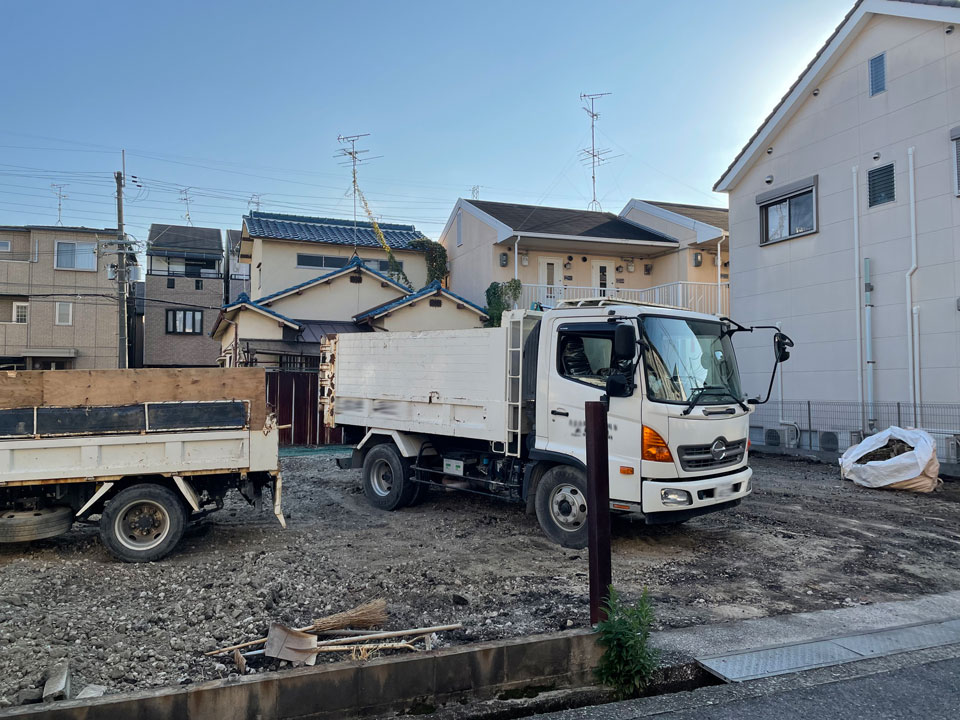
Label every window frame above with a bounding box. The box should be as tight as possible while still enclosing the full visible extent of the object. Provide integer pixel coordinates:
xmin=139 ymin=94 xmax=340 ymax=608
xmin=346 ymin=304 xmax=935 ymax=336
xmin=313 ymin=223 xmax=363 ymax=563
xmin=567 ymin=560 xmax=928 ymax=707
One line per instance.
xmin=12 ymin=302 xmax=29 ymax=324
xmin=54 ymin=240 xmax=98 ymax=272
xmin=456 ymin=209 xmax=463 ymax=247
xmin=165 ymin=308 xmax=204 ymax=335
xmin=867 ymin=162 xmax=896 ymax=208
xmin=0 ymin=240 xmax=10 ymax=252
xmin=952 ymin=135 xmax=960 ymax=197
xmin=756 ymin=178 xmax=818 ymax=246
xmin=195 ymin=279 xmax=203 ymax=290
xmin=554 ymin=323 xmax=627 ymax=391
xmin=869 ymin=52 xmax=886 ymax=97
xmin=54 ymin=301 xmax=73 ymax=326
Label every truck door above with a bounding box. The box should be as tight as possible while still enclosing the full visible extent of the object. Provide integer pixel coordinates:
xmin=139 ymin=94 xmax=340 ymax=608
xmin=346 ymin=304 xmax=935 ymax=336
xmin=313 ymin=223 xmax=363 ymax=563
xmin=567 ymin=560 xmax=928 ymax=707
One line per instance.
xmin=544 ymin=320 xmax=643 ymax=502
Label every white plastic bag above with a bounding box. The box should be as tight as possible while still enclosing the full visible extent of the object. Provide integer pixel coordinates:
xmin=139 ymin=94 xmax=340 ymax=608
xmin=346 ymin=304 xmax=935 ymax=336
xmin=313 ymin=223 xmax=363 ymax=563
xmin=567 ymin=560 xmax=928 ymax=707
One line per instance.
xmin=839 ymin=426 xmax=942 ymax=493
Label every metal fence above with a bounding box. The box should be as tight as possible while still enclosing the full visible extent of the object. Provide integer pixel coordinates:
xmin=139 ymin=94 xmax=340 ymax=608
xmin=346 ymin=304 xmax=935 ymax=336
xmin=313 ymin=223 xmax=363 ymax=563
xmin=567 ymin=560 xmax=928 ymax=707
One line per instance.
xmin=749 ymin=400 xmax=960 ymax=463
xmin=519 ymin=281 xmax=729 ymax=316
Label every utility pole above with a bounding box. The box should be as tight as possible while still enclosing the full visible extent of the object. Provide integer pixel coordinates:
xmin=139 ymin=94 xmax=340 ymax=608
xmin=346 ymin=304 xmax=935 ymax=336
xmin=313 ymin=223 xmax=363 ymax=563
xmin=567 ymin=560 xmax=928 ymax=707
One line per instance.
xmin=579 ymin=92 xmax=615 ymax=211
xmin=115 ymin=165 xmax=128 ymax=369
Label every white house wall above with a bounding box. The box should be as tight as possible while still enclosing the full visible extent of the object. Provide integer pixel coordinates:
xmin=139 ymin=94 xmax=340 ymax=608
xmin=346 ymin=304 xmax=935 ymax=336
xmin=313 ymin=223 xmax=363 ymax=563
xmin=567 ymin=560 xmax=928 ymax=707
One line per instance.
xmin=440 ymin=209 xmax=498 ymax=307
xmin=727 ymin=13 xmax=960 ymax=404
xmin=370 ymin=300 xmax=486 ymax=332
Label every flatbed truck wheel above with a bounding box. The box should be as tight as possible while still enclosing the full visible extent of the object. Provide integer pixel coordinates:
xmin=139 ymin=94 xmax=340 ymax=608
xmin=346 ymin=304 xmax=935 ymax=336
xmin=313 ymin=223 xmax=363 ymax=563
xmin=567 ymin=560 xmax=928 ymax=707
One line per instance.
xmin=0 ymin=506 xmax=74 ymax=543
xmin=362 ymin=444 xmax=416 ymax=510
xmin=99 ymin=484 xmax=186 ymax=563
xmin=535 ymin=466 xmax=589 ymax=549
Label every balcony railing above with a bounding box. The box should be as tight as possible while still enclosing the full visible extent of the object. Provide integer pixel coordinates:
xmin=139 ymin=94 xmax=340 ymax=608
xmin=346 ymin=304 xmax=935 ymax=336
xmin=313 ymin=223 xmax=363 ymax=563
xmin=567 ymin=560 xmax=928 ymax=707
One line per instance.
xmin=519 ymin=281 xmax=730 ymax=316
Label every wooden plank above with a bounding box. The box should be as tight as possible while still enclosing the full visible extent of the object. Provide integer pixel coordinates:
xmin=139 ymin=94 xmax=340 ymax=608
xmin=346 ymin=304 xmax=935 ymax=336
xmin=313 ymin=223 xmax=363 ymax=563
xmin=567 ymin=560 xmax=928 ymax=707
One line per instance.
xmin=0 ymin=371 xmax=44 ymax=409
xmin=0 ymin=368 xmax=268 ymax=429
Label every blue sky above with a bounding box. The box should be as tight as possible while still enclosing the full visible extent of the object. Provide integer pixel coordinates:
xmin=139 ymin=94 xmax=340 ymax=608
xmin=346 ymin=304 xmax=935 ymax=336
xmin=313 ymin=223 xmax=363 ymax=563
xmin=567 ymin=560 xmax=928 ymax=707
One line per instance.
xmin=0 ymin=0 xmax=848 ymax=244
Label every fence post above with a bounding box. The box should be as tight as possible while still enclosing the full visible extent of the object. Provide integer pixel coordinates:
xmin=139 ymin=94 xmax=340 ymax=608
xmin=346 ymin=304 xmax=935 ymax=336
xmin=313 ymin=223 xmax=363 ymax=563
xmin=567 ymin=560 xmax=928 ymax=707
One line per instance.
xmin=807 ymin=401 xmax=813 ymax=449
xmin=585 ymin=400 xmax=612 ymax=625
xmin=897 ymin=402 xmax=901 ymax=427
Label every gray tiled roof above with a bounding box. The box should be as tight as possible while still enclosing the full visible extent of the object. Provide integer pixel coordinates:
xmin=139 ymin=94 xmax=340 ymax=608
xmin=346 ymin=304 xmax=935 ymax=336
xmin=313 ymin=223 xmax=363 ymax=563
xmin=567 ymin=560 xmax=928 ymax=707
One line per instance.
xmin=147 ymin=224 xmax=223 ymax=257
xmin=467 ymin=200 xmax=677 ymax=243
xmin=244 ymin=211 xmax=428 ymax=251
xmin=644 ymin=201 xmax=729 ymax=231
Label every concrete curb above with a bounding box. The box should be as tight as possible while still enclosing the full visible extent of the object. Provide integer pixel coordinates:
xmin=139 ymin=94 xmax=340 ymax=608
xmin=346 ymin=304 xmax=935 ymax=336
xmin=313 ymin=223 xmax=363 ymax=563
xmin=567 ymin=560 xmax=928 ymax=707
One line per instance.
xmin=0 ymin=630 xmax=603 ymax=720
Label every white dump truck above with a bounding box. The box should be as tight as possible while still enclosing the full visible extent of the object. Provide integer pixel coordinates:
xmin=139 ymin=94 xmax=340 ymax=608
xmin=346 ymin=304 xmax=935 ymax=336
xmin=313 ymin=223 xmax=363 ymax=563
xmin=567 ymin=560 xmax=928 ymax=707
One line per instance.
xmin=0 ymin=368 xmax=282 ymax=562
xmin=327 ymin=298 xmax=791 ymax=548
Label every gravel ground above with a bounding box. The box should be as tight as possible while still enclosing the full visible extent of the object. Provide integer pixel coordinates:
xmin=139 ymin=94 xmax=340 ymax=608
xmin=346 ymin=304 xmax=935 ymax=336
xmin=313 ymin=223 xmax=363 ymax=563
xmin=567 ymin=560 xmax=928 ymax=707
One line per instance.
xmin=0 ymin=454 xmax=958 ymax=707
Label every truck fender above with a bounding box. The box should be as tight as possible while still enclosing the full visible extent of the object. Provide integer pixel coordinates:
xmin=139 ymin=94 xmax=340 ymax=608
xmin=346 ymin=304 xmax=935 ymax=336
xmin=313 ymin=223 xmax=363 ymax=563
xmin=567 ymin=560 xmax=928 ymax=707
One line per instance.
xmin=76 ymin=482 xmax=115 ymax=518
xmin=356 ymin=430 xmax=438 ymax=459
xmin=522 ymin=451 xmax=587 ymax=516
xmin=173 ymin=476 xmax=201 ymax=513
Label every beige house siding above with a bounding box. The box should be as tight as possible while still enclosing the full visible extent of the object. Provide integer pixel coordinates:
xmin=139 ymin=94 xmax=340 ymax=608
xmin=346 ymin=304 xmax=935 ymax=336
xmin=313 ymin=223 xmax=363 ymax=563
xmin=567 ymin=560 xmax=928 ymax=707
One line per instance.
xmin=253 ymin=239 xmax=427 ymax=298
xmin=0 ymin=227 xmax=120 ymax=369
xmin=142 ymin=274 xmax=223 ymax=367
xmin=263 ymin=273 xmax=407 ymax=320
xmin=441 ymin=210 xmax=498 ymax=306
xmin=725 ymin=13 xmax=960 ymax=403
xmin=367 ymin=300 xmax=486 ymax=332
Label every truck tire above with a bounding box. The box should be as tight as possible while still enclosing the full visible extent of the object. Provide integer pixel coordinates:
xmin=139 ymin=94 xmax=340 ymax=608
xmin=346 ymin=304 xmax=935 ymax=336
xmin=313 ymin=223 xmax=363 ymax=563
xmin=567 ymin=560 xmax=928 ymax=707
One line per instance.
xmin=535 ymin=465 xmax=589 ymax=549
xmin=362 ymin=444 xmax=415 ymax=511
xmin=99 ymin=484 xmax=186 ymax=563
xmin=407 ymin=479 xmax=430 ymax=507
xmin=0 ymin=506 xmax=74 ymax=543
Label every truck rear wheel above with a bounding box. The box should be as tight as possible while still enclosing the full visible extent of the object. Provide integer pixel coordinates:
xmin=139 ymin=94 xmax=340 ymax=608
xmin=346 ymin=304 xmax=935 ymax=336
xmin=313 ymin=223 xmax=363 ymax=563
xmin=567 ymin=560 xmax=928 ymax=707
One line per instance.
xmin=535 ymin=466 xmax=589 ymax=549
xmin=0 ymin=506 xmax=74 ymax=543
xmin=362 ymin=444 xmax=416 ymax=511
xmin=99 ymin=484 xmax=186 ymax=563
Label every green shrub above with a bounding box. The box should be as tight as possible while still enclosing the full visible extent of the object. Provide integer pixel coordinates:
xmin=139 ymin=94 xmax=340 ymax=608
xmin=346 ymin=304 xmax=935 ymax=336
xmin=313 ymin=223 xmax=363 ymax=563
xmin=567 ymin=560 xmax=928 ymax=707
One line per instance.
xmin=594 ymin=587 xmax=660 ymax=699
xmin=484 ymin=282 xmax=506 ymax=327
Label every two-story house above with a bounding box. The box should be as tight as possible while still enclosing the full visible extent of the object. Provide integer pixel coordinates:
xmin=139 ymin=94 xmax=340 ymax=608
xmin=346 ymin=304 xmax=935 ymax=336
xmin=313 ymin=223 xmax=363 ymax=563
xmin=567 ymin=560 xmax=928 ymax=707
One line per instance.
xmin=438 ymin=199 xmax=730 ymax=315
xmin=143 ymin=224 xmax=224 ymax=367
xmin=715 ymin=0 xmax=960 ymax=419
xmin=0 ymin=224 xmax=127 ymax=369
xmin=213 ymin=212 xmax=486 ymax=367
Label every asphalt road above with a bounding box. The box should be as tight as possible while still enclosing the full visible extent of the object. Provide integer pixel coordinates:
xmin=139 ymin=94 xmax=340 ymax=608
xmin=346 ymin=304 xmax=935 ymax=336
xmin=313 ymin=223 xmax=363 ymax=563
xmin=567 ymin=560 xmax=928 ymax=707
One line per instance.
xmin=540 ymin=653 xmax=960 ymax=719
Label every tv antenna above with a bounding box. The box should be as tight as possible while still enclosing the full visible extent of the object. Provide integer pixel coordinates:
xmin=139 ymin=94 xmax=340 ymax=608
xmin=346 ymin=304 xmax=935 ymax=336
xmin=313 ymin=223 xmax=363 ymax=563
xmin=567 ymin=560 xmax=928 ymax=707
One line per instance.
xmin=50 ymin=184 xmax=69 ymax=225
xmin=579 ymin=92 xmax=619 ymax=211
xmin=179 ymin=187 xmax=194 ymax=226
xmin=471 ymin=185 xmax=480 ymax=200
xmin=336 ymin=133 xmax=382 ymax=250
xmin=248 ymin=193 xmax=262 ymax=212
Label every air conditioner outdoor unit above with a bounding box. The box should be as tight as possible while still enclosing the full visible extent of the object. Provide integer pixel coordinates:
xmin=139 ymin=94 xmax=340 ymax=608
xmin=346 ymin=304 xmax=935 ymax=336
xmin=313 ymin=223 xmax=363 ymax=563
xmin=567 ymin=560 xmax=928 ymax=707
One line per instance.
xmin=764 ymin=428 xmax=783 ymax=447
xmin=818 ymin=431 xmax=840 ymax=453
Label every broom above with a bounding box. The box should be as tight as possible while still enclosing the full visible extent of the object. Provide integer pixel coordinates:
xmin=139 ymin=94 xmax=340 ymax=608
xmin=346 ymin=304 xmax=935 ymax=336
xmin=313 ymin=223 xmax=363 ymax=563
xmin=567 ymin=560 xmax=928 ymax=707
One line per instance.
xmin=205 ymin=598 xmax=388 ymax=656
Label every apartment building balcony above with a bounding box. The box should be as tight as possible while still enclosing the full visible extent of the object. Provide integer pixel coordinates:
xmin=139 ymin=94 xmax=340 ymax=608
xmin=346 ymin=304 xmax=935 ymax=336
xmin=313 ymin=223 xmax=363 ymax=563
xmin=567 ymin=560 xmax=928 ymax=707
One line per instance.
xmin=519 ymin=280 xmax=730 ymax=316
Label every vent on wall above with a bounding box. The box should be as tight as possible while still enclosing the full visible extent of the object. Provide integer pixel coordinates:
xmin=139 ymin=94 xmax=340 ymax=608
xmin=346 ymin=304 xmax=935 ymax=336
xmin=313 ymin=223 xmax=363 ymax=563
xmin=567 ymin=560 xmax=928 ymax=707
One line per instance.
xmin=868 ymin=164 xmax=895 ymax=207
xmin=869 ymin=53 xmax=886 ymax=96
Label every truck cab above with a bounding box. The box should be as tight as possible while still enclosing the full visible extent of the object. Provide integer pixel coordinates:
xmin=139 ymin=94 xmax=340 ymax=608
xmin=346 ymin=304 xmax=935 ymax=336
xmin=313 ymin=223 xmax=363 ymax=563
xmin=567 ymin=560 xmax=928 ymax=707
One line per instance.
xmin=529 ymin=301 xmax=751 ymax=541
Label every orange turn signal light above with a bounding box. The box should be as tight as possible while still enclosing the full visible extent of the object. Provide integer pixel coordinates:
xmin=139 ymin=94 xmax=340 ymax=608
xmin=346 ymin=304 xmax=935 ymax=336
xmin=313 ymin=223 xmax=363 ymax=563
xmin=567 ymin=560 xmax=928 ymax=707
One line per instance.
xmin=619 ymin=466 xmax=635 ymax=475
xmin=642 ymin=426 xmax=673 ymax=463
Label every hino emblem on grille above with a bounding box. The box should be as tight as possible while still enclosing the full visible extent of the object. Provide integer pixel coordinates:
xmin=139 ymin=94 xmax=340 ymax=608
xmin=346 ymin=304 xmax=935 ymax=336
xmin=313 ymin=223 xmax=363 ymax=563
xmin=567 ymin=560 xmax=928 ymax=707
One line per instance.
xmin=710 ymin=438 xmax=728 ymax=460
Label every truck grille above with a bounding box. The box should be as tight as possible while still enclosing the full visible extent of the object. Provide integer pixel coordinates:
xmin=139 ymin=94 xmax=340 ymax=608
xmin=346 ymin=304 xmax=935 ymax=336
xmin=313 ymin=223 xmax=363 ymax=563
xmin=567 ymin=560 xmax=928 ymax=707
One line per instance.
xmin=677 ymin=438 xmax=746 ymax=472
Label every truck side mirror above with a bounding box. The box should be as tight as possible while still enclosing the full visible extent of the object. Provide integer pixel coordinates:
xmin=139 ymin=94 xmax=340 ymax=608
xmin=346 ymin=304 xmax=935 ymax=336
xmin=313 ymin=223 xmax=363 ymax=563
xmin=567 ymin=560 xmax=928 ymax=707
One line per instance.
xmin=774 ymin=332 xmax=794 ymax=363
xmin=605 ymin=373 xmax=633 ymax=398
xmin=613 ymin=324 xmax=637 ymax=361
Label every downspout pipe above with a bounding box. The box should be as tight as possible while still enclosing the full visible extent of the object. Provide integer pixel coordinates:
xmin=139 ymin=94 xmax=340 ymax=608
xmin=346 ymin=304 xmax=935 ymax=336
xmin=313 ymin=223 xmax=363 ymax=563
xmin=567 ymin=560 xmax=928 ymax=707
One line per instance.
xmin=717 ymin=235 xmax=724 ymax=316
xmin=906 ymin=147 xmax=918 ymax=425
xmin=864 ymin=257 xmax=876 ymax=430
xmin=514 ymin=235 xmax=521 ymax=309
xmin=852 ymin=166 xmax=865 ymax=431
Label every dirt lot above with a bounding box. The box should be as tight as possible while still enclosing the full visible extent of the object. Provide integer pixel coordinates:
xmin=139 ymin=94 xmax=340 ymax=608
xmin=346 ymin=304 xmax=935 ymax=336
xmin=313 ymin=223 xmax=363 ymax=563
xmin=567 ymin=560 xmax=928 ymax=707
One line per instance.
xmin=1 ymin=454 xmax=959 ymax=706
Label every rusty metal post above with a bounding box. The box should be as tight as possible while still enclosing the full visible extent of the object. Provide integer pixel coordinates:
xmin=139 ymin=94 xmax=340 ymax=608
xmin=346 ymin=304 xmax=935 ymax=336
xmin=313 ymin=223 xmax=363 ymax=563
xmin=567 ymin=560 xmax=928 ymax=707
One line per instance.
xmin=585 ymin=400 xmax=612 ymax=624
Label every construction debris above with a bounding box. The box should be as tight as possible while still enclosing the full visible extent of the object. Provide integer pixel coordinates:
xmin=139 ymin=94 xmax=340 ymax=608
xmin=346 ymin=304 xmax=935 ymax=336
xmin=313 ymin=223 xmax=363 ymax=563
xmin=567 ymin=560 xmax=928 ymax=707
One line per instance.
xmin=841 ymin=427 xmax=943 ymax=493
xmin=75 ymin=685 xmax=106 ymax=699
xmin=232 ymin=650 xmax=247 ymax=676
xmin=41 ymin=662 xmax=70 ymax=703
xmin=264 ymin=623 xmax=318 ymax=667
xmin=206 ymin=598 xmax=388 ymax=656
xmin=855 ymin=438 xmax=914 ymax=464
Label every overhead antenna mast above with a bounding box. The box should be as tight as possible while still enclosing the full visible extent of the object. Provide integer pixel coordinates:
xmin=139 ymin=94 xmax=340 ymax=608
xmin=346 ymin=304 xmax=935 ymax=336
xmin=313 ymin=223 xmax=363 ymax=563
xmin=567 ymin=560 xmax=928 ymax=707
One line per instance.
xmin=179 ymin=188 xmax=193 ymax=226
xmin=50 ymin=184 xmax=69 ymax=225
xmin=579 ymin=92 xmax=617 ymax=211
xmin=248 ymin=193 xmax=262 ymax=212
xmin=336 ymin=133 xmax=381 ymax=252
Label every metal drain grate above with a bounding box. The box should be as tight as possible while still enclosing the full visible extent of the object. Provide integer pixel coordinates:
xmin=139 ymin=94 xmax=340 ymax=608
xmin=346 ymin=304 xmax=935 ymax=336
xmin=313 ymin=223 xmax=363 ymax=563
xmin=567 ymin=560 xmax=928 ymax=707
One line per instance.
xmin=697 ymin=617 xmax=960 ymax=682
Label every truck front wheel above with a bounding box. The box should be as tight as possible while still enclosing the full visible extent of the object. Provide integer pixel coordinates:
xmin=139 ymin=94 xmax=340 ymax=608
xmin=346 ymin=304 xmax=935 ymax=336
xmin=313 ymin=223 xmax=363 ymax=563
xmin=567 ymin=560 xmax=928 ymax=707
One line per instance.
xmin=362 ymin=444 xmax=415 ymax=511
xmin=99 ymin=484 xmax=187 ymax=563
xmin=535 ymin=466 xmax=589 ymax=549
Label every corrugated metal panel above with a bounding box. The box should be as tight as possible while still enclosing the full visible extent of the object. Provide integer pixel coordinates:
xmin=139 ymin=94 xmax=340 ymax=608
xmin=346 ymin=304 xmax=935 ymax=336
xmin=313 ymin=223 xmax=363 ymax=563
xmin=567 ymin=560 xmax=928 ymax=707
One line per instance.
xmin=869 ymin=53 xmax=886 ymax=96
xmin=868 ymin=164 xmax=896 ymax=207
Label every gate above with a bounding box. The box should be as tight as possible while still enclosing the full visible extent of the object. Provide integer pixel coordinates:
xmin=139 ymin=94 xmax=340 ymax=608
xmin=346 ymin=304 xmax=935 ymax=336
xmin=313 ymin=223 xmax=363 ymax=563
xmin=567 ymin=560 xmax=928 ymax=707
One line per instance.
xmin=265 ymin=371 xmax=342 ymax=446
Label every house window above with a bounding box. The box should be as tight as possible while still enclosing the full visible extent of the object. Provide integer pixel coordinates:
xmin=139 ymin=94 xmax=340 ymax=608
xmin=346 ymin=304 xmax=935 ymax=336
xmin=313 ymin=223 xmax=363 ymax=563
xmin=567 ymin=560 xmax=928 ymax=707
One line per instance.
xmin=456 ymin=209 xmax=463 ymax=247
xmin=13 ymin=302 xmax=28 ymax=324
xmin=195 ymin=279 xmax=203 ymax=290
xmin=372 ymin=259 xmax=402 ymax=273
xmin=167 ymin=278 xmax=175 ymax=289
xmin=0 ymin=240 xmax=10 ymax=252
xmin=952 ymin=135 xmax=960 ymax=196
xmin=758 ymin=182 xmax=816 ymax=245
xmin=55 ymin=241 xmax=97 ymax=271
xmin=55 ymin=301 xmax=73 ymax=326
xmin=185 ymin=258 xmax=219 ymax=278
xmin=296 ymin=254 xmax=348 ymax=269
xmin=868 ymin=164 xmax=896 ymax=207
xmin=165 ymin=309 xmax=203 ymax=334
xmin=869 ymin=53 xmax=886 ymax=96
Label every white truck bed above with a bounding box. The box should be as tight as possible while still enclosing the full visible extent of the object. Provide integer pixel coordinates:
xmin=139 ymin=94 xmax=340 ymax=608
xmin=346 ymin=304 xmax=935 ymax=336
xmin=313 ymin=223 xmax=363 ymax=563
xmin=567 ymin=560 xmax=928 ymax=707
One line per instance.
xmin=333 ymin=327 xmax=511 ymax=443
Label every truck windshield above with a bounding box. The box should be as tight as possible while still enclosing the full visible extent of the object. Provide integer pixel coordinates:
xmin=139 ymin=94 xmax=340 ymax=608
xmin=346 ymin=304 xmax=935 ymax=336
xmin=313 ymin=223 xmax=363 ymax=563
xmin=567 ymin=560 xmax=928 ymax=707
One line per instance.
xmin=640 ymin=316 xmax=742 ymax=405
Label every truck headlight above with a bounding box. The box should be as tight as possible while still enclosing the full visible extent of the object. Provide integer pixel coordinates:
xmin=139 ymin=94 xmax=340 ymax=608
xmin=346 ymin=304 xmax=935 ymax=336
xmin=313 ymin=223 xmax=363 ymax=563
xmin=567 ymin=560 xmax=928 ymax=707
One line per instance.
xmin=660 ymin=488 xmax=692 ymax=506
